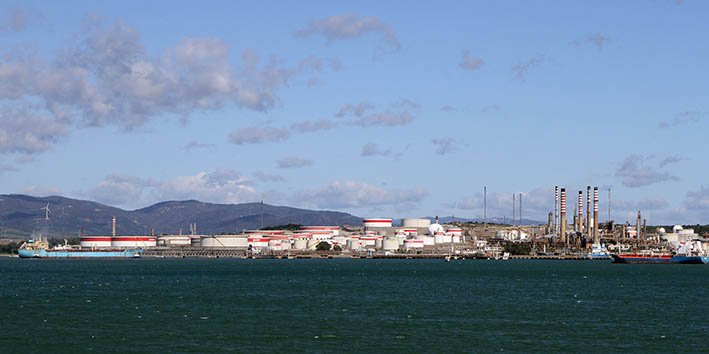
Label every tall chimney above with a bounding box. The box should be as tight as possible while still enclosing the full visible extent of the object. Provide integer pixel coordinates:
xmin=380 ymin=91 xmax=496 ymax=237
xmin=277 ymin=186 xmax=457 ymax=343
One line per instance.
xmin=586 ymin=186 xmax=591 ymax=237
xmin=636 ymin=211 xmax=642 ymax=244
xmin=554 ymin=186 xmax=559 ymax=236
xmin=593 ymin=187 xmax=599 ymax=244
xmin=560 ymin=188 xmax=567 ymax=245
xmin=112 ymin=216 xmax=117 ymax=237
xmin=512 ymin=194 xmax=516 ymax=226
xmin=577 ymin=191 xmax=583 ymax=233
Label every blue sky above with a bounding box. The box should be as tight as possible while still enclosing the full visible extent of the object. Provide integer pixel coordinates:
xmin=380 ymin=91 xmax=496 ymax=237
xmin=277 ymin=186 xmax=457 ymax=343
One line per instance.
xmin=1 ymin=0 xmax=708 ymax=224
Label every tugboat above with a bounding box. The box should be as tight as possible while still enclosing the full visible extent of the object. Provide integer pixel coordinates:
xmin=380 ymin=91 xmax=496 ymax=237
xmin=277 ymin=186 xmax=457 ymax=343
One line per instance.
xmin=587 ymin=243 xmax=611 ymax=260
xmin=612 ymin=241 xmax=708 ymax=264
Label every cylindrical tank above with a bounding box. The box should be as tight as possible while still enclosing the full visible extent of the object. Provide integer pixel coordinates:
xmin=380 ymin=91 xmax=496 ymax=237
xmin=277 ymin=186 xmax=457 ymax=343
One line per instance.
xmin=446 ymin=227 xmax=463 ymax=236
xmin=375 ymin=238 xmax=383 ymax=249
xmin=404 ymin=239 xmax=424 ymax=249
xmin=300 ymin=226 xmax=340 ymax=237
xmin=416 ymin=235 xmax=435 ymax=246
xmin=363 ymin=218 xmax=393 ymax=228
xmin=157 ymin=235 xmax=192 ymax=247
xmin=111 ymin=236 xmax=157 ymax=248
xmin=201 ymin=235 xmax=248 ymax=248
xmin=383 ymin=238 xmax=399 ymax=251
xmin=293 ymin=238 xmax=308 ymax=250
xmin=80 ymin=236 xmax=112 ymax=248
xmin=401 ymin=218 xmax=431 ymax=228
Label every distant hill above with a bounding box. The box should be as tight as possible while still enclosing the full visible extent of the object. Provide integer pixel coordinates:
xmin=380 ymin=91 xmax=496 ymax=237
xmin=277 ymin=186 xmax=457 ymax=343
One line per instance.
xmin=0 ymin=194 xmax=362 ymax=238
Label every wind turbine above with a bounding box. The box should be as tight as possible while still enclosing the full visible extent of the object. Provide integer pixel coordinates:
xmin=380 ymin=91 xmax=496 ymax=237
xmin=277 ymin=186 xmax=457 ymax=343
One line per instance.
xmin=41 ymin=203 xmax=51 ymax=221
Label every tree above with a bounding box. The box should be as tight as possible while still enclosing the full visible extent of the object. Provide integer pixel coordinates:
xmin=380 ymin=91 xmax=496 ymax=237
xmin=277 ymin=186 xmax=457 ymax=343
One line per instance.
xmin=315 ymin=241 xmax=331 ymax=251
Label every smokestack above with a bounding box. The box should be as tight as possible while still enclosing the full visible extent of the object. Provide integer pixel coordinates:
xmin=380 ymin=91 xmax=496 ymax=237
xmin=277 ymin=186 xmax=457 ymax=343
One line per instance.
xmin=636 ymin=211 xmax=642 ymax=244
xmin=560 ymin=188 xmax=567 ymax=245
xmin=554 ymin=186 xmax=559 ymax=235
xmin=547 ymin=212 xmax=553 ymax=234
xmin=578 ymin=191 xmax=583 ymax=233
xmin=586 ymin=186 xmax=591 ymax=237
xmin=593 ymin=187 xmax=599 ymax=244
xmin=112 ymin=216 xmax=117 ymax=237
xmin=519 ymin=193 xmax=522 ymax=225
xmin=512 ymin=194 xmax=516 ymax=226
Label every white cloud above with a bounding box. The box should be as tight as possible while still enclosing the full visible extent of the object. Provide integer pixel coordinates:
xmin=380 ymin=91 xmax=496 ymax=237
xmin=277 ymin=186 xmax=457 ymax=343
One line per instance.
xmin=229 ymin=126 xmax=290 ymax=145
xmin=0 ymin=104 xmax=68 ymax=154
xmin=432 ymin=137 xmax=457 ymax=155
xmin=290 ymin=119 xmax=335 ymax=133
xmin=361 ymin=143 xmax=391 ymax=157
xmin=277 ymin=156 xmax=313 ymax=169
xmin=0 ymin=162 xmax=17 ymax=174
xmin=658 ymin=155 xmax=684 ymax=168
xmin=352 ymin=111 xmax=413 ymax=127
xmin=183 ymin=140 xmax=215 ymax=151
xmin=571 ymin=34 xmax=611 ymax=49
xmin=449 ymin=186 xmax=554 ymax=221
xmin=297 ymin=13 xmax=400 ymax=53
xmin=86 ymin=170 xmax=257 ymax=208
xmin=459 ymin=50 xmax=484 ymax=71
xmin=253 ymin=171 xmax=286 ymax=183
xmin=658 ymin=111 xmax=704 ymax=128
xmin=296 ymin=180 xmax=427 ymax=209
xmin=616 ymin=155 xmax=679 ymax=188
xmin=684 ymin=186 xmax=709 ymax=211
xmin=512 ymin=55 xmax=545 ymax=81
xmin=336 ymin=101 xmax=375 ymax=117
xmin=0 ymin=18 xmax=334 ymax=156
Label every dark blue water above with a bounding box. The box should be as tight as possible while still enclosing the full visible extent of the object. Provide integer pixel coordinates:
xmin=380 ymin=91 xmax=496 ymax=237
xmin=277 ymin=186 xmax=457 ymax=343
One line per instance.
xmin=1 ymin=258 xmax=707 ymax=353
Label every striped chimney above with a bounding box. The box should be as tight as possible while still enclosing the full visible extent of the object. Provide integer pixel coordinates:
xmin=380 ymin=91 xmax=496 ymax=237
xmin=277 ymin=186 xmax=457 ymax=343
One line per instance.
xmin=554 ymin=186 xmax=559 ymax=235
xmin=586 ymin=186 xmax=591 ymax=237
xmin=578 ymin=191 xmax=583 ymax=232
xmin=593 ymin=187 xmax=599 ymax=244
xmin=560 ymin=188 xmax=567 ymax=244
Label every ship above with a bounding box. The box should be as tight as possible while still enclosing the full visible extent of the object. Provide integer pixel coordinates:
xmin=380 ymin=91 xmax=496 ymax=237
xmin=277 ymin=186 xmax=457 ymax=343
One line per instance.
xmin=587 ymin=243 xmax=611 ymax=260
xmin=18 ymin=238 xmax=142 ymax=259
xmin=612 ymin=240 xmax=708 ymax=264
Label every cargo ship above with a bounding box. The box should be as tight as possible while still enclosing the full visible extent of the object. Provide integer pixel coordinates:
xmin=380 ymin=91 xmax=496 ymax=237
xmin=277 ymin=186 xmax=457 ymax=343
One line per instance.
xmin=18 ymin=238 xmax=142 ymax=259
xmin=612 ymin=241 xmax=708 ymax=264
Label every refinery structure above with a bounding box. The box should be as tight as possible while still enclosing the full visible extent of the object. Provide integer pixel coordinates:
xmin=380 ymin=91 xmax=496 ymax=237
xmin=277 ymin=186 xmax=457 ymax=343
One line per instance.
xmin=17 ymin=184 xmax=708 ymax=259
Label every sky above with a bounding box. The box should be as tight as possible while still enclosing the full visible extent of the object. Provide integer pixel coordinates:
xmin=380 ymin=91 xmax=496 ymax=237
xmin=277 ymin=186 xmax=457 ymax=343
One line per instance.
xmin=1 ymin=0 xmax=708 ymax=225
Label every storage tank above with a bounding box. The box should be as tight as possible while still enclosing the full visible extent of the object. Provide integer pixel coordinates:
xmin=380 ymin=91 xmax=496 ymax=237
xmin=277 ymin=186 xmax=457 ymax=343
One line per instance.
xmin=404 ymin=239 xmax=424 ymax=249
xmin=375 ymin=238 xmax=383 ymax=249
xmin=300 ymin=226 xmax=340 ymax=237
xmin=417 ymin=235 xmax=435 ymax=246
xmin=293 ymin=238 xmax=308 ymax=250
xmin=248 ymin=237 xmax=270 ymax=249
xmin=201 ymin=235 xmax=248 ymax=248
xmin=363 ymin=218 xmax=393 ymax=228
xmin=446 ymin=227 xmax=463 ymax=236
xmin=80 ymin=236 xmax=112 ymax=248
xmin=401 ymin=218 xmax=431 ymax=228
xmin=111 ymin=236 xmax=157 ymax=248
xmin=157 ymin=235 xmax=191 ymax=247
xmin=383 ymin=238 xmax=399 ymax=251
xmin=434 ymin=233 xmax=452 ymax=244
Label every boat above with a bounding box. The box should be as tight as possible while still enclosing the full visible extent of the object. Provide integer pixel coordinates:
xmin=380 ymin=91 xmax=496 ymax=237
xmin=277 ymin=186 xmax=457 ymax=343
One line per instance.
xmin=612 ymin=241 xmax=708 ymax=264
xmin=18 ymin=238 xmax=143 ymax=259
xmin=587 ymin=243 xmax=611 ymax=260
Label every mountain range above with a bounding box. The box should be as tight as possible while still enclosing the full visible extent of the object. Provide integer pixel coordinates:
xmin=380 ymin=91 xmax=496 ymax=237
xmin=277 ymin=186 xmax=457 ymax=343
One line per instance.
xmin=0 ymin=194 xmax=362 ymax=238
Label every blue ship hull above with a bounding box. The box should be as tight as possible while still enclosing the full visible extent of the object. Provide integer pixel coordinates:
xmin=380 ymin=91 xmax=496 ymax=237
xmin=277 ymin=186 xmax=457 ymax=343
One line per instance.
xmin=18 ymin=249 xmax=143 ymax=258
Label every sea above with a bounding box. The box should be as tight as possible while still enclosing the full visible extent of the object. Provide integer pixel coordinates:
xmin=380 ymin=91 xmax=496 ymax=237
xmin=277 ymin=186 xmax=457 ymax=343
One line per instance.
xmin=1 ymin=258 xmax=707 ymax=353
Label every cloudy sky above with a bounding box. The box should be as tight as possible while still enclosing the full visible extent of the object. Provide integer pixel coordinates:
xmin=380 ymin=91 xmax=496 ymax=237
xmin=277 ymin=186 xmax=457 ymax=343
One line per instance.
xmin=1 ymin=0 xmax=708 ymax=224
